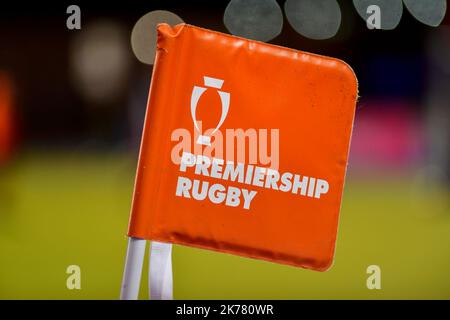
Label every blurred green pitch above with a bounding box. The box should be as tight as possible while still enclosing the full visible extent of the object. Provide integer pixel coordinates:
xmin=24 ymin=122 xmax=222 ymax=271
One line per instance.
xmin=0 ymin=152 xmax=449 ymax=299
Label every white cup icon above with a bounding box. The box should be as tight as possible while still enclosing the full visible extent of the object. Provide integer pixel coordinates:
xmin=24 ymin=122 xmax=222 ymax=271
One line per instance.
xmin=190 ymin=76 xmax=230 ymax=146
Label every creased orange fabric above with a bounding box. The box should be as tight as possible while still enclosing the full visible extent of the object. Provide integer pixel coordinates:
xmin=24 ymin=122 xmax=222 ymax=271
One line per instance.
xmin=128 ymin=24 xmax=358 ymax=271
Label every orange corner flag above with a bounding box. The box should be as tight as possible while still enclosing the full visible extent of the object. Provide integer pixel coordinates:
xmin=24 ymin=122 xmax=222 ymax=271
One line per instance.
xmin=127 ymin=24 xmax=358 ymax=271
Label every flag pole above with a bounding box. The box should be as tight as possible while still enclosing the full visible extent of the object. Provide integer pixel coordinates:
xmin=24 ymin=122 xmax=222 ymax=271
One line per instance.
xmin=149 ymin=241 xmax=173 ymax=300
xmin=120 ymin=237 xmax=146 ymax=300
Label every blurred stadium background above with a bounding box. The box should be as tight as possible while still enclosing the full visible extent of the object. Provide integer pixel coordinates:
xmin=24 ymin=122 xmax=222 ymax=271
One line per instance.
xmin=0 ymin=0 xmax=449 ymax=299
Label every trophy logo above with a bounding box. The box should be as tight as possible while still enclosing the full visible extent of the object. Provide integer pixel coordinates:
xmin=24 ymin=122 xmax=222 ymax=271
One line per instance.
xmin=190 ymin=76 xmax=230 ymax=146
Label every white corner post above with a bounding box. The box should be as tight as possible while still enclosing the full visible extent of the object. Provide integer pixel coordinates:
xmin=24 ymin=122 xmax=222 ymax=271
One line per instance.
xmin=149 ymin=241 xmax=173 ymax=300
xmin=120 ymin=237 xmax=147 ymax=300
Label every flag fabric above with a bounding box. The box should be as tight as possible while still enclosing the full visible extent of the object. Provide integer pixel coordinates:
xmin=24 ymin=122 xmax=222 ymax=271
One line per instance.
xmin=128 ymin=24 xmax=358 ymax=271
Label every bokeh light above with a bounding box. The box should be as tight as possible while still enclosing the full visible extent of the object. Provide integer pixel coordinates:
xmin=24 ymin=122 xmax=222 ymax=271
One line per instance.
xmin=353 ymin=0 xmax=403 ymax=30
xmin=131 ymin=10 xmax=184 ymax=65
xmin=284 ymin=0 xmax=341 ymax=40
xmin=70 ymin=20 xmax=131 ymax=105
xmin=403 ymin=0 xmax=447 ymax=27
